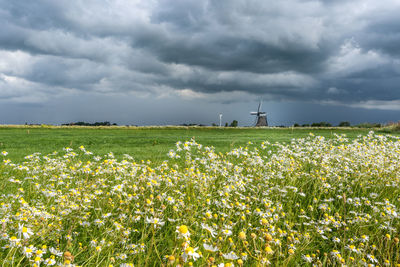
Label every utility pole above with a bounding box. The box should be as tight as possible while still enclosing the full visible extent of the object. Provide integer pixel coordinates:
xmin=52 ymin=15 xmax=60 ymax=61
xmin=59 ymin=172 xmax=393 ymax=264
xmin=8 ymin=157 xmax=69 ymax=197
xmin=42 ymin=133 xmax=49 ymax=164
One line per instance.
xmin=219 ymin=114 xmax=222 ymax=127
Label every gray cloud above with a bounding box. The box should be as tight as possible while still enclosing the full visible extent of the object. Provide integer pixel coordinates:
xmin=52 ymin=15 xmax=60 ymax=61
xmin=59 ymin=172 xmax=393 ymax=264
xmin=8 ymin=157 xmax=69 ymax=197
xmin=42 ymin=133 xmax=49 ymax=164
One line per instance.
xmin=0 ymin=0 xmax=400 ymax=125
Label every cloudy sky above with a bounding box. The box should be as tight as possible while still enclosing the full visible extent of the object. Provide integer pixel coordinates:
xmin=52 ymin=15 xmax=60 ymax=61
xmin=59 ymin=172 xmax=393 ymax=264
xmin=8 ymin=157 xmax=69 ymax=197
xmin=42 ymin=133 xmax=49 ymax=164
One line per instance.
xmin=1 ymin=0 xmax=399 ymax=126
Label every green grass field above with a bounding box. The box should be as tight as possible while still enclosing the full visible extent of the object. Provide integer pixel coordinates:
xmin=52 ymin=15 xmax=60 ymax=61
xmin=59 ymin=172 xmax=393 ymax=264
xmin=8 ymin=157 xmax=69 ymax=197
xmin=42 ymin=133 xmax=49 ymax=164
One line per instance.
xmin=0 ymin=126 xmax=396 ymax=164
xmin=1 ymin=126 xmax=400 ymax=266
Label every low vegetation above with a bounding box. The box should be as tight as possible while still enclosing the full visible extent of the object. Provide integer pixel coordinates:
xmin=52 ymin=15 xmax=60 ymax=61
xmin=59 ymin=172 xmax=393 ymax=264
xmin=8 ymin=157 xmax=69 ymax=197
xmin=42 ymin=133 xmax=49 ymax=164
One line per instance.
xmin=0 ymin=132 xmax=399 ymax=266
xmin=61 ymin=122 xmax=118 ymax=127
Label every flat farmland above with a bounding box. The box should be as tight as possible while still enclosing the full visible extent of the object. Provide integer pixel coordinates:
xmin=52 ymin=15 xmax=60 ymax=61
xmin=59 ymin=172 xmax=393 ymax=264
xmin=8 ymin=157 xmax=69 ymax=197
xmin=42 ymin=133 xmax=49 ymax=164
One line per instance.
xmin=0 ymin=126 xmax=392 ymax=164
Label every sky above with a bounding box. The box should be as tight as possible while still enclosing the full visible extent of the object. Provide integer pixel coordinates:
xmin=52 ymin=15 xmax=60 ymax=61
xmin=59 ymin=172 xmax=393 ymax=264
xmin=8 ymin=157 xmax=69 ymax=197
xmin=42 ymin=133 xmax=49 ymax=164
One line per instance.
xmin=0 ymin=0 xmax=399 ymax=126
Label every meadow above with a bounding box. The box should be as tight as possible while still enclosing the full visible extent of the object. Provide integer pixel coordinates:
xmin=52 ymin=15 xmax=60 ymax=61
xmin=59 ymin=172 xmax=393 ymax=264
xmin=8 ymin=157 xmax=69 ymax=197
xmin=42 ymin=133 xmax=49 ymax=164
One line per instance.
xmin=0 ymin=126 xmax=399 ymax=266
xmin=0 ymin=126 xmax=391 ymax=164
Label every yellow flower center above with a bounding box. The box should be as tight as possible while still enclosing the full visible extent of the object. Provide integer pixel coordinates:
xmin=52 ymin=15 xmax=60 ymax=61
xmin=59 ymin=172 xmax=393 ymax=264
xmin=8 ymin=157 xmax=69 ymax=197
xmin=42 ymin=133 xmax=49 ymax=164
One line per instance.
xmin=185 ymin=247 xmax=194 ymax=254
xmin=238 ymin=231 xmax=246 ymax=240
xmin=179 ymin=225 xmax=188 ymax=234
xmin=265 ymin=245 xmax=273 ymax=254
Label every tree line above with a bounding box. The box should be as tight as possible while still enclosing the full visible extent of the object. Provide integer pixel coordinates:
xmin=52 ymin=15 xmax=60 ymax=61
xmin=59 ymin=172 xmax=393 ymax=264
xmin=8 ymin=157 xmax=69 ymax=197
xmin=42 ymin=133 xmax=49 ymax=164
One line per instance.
xmin=62 ymin=121 xmax=118 ymax=126
xmin=292 ymin=121 xmax=382 ymax=128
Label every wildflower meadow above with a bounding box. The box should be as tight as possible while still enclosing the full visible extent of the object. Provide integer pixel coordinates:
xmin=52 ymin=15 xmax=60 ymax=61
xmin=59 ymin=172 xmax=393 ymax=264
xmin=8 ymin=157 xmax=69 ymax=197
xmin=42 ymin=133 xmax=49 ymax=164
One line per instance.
xmin=0 ymin=132 xmax=399 ymax=266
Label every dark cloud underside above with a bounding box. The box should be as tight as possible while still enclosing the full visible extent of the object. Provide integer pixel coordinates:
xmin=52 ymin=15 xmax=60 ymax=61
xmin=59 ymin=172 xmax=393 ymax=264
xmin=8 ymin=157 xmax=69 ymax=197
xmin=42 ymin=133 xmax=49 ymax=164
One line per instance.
xmin=0 ymin=0 xmax=400 ymax=125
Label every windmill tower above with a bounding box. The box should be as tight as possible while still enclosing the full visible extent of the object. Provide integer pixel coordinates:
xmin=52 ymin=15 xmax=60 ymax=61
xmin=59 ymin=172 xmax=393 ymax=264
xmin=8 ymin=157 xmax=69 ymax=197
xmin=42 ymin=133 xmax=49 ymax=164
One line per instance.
xmin=250 ymin=100 xmax=268 ymax=126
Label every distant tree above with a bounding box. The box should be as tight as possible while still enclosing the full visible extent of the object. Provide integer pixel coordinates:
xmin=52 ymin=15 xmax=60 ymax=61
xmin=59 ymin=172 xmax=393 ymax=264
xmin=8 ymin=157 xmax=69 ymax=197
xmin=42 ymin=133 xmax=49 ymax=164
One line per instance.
xmin=302 ymin=124 xmax=310 ymax=127
xmin=212 ymin=123 xmax=217 ymax=126
xmin=75 ymin=121 xmax=89 ymax=126
xmin=230 ymin=120 xmax=238 ymax=127
xmin=338 ymin=121 xmax=351 ymax=127
xmin=93 ymin=121 xmax=110 ymax=126
xmin=293 ymin=123 xmax=300 ymax=127
xmin=356 ymin=122 xmax=382 ymax=128
xmin=225 ymin=122 xmax=228 ymax=127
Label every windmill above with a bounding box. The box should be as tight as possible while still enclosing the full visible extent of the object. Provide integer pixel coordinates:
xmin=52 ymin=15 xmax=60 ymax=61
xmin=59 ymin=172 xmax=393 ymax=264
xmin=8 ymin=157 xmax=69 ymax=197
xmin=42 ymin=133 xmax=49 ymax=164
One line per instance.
xmin=250 ymin=100 xmax=268 ymax=126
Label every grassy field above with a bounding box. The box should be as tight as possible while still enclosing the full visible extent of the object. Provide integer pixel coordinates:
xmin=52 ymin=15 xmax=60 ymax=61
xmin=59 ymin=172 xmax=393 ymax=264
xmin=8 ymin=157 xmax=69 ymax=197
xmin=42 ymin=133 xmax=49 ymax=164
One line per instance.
xmin=0 ymin=126 xmax=396 ymax=164
xmin=0 ymin=127 xmax=399 ymax=266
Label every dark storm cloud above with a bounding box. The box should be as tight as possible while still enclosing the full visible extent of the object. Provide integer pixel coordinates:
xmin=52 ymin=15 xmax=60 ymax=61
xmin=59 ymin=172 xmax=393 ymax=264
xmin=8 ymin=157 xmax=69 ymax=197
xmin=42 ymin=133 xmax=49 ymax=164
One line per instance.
xmin=361 ymin=11 xmax=400 ymax=56
xmin=1 ymin=0 xmax=400 ymax=113
xmin=144 ymin=0 xmax=331 ymax=74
